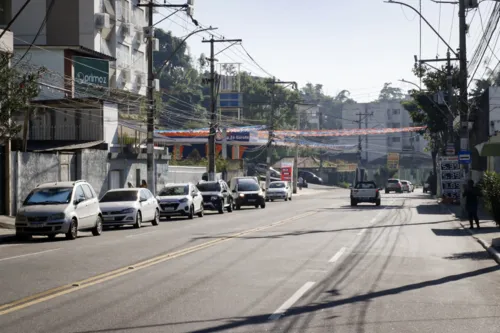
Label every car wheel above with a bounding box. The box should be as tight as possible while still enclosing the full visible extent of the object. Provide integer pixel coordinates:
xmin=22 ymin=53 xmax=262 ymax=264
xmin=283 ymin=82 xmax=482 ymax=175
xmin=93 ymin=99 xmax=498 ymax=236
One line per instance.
xmin=227 ymin=200 xmax=233 ymax=212
xmin=289 ymin=195 xmax=292 ymax=201
xmin=236 ymin=205 xmax=241 ymax=210
xmin=261 ymin=202 xmax=266 ymax=209
xmin=152 ymin=209 xmax=160 ymax=226
xmin=285 ymin=197 xmax=288 ymax=201
xmin=66 ymin=219 xmax=78 ymax=240
xmin=92 ymin=215 xmax=103 ymax=236
xmin=376 ymin=199 xmax=381 ymax=206
xmin=197 ymin=206 xmax=204 ymax=218
xmin=218 ymin=205 xmax=224 ymax=214
xmin=265 ymin=198 xmax=269 ymax=202
xmin=188 ymin=206 xmax=194 ymax=219
xmin=134 ymin=211 xmax=142 ymax=228
xmin=255 ymin=204 xmax=259 ymax=208
xmin=350 ymin=199 xmax=357 ymax=206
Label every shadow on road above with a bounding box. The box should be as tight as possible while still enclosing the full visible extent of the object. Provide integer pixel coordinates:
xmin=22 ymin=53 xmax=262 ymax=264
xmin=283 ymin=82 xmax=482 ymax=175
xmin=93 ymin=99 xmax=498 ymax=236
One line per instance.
xmin=71 ymin=265 xmax=500 ymax=333
xmin=416 ymin=204 xmax=450 ymax=215
xmin=432 ymin=226 xmax=500 ymax=237
xmin=443 ymin=251 xmax=492 ymax=261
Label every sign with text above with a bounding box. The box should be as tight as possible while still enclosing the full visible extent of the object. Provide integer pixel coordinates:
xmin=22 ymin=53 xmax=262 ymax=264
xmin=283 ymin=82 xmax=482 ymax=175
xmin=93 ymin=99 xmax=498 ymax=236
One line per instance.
xmin=281 ymin=162 xmax=293 ymax=182
xmin=73 ymin=56 xmax=109 ymax=95
xmin=387 ymin=153 xmax=400 ymax=169
xmin=215 ymin=131 xmax=250 ymax=142
xmin=439 ymin=155 xmax=461 ymax=200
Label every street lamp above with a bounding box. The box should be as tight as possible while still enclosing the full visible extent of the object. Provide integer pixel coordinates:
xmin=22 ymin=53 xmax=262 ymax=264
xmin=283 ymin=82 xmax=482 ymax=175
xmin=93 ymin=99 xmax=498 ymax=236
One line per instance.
xmin=398 ymin=79 xmax=421 ymax=91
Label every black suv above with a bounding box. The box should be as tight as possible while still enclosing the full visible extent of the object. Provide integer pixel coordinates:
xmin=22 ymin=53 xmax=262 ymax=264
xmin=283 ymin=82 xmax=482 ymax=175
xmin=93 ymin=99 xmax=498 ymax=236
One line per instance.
xmin=197 ymin=180 xmax=233 ymax=214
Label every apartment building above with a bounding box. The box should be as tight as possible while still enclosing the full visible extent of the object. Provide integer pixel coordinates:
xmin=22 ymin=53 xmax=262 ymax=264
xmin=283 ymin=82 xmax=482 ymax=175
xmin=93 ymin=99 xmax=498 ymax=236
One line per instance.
xmin=8 ymin=0 xmax=149 ymax=96
xmin=340 ymin=100 xmax=429 ymax=163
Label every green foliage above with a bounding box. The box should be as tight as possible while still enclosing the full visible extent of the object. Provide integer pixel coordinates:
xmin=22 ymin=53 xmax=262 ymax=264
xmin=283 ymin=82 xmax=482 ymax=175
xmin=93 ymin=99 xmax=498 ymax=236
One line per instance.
xmin=0 ymin=55 xmax=43 ymax=142
xmin=378 ymin=82 xmax=404 ymax=101
xmin=480 ymin=172 xmax=500 ymax=222
xmin=339 ymin=181 xmax=351 ymax=189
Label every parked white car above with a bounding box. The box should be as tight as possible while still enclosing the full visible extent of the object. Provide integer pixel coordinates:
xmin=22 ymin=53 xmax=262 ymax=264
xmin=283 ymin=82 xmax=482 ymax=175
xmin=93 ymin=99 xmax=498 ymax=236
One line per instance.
xmin=266 ymin=181 xmax=292 ymax=202
xmin=157 ymin=183 xmax=204 ymax=219
xmin=99 ymin=188 xmax=160 ymax=228
xmin=400 ymin=180 xmax=414 ymax=193
xmin=15 ymin=180 xmax=103 ymax=240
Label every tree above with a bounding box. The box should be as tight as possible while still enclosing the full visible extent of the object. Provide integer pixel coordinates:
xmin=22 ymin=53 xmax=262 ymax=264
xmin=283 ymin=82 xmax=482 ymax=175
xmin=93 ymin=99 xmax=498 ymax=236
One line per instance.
xmin=0 ymin=54 xmax=43 ymax=143
xmin=401 ymin=64 xmax=460 ymax=191
xmin=378 ymin=82 xmax=404 ymax=101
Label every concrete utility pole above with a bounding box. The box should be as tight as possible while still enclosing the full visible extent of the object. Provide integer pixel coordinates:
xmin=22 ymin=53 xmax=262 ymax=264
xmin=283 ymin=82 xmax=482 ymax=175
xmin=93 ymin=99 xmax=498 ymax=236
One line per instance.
xmin=318 ymin=110 xmax=324 ymax=175
xmin=265 ymin=79 xmax=297 ymax=189
xmin=446 ymin=50 xmax=455 ymax=146
xmin=458 ymin=0 xmax=470 ymax=215
xmin=355 ymin=108 xmax=372 ymax=183
xmin=202 ymin=37 xmax=242 ymax=181
xmin=138 ymin=0 xmax=194 ymax=194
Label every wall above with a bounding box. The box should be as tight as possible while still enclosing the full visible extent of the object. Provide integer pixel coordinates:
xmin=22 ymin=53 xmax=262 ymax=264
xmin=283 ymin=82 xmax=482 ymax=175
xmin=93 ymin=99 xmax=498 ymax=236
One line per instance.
xmin=107 ymin=155 xmax=170 ymax=195
xmin=12 ymin=151 xmax=60 ymax=213
xmin=14 ymin=48 xmax=65 ymax=100
xmin=79 ymin=149 xmax=108 ymax=198
xmin=0 ymin=29 xmax=13 ymax=53
xmin=166 ymin=166 xmax=206 ymax=184
xmin=103 ymin=102 xmax=119 ymax=147
xmin=10 ymin=0 xmax=47 ymax=44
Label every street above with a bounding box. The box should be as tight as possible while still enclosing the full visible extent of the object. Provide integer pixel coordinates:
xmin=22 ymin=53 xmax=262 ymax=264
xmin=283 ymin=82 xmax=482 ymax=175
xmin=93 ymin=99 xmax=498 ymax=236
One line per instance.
xmin=1 ymin=188 xmax=500 ymax=333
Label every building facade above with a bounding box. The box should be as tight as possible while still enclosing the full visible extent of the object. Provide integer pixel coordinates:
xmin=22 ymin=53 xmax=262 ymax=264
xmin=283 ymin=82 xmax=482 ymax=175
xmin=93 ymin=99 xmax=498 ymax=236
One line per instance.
xmin=340 ymin=100 xmax=429 ymax=163
xmin=9 ymin=0 xmax=147 ymax=96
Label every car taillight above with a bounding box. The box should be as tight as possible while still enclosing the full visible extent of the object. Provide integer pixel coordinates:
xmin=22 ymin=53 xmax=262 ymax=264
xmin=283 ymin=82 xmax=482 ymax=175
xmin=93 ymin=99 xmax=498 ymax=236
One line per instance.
xmin=375 ymin=189 xmax=379 ymax=193
xmin=397 ymin=183 xmax=401 ymax=187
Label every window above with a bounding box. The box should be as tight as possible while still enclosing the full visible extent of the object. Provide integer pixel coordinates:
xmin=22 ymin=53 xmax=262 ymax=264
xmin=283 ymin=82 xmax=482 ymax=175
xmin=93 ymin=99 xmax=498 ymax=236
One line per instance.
xmin=100 ymin=190 xmax=139 ymax=202
xmin=392 ymin=109 xmax=400 ymax=115
xmin=392 ymin=137 xmax=401 ymax=143
xmin=197 ymin=182 xmax=221 ymax=192
xmin=0 ymin=0 xmax=11 ymax=26
xmin=140 ymin=190 xmax=148 ymax=201
xmin=136 ymin=169 xmax=141 ymax=187
xmin=23 ymin=187 xmax=73 ymax=205
xmin=116 ymin=43 xmax=130 ymax=68
xmin=158 ymin=186 xmax=189 ymax=196
xmin=75 ymin=186 xmax=86 ymax=201
xmin=82 ymin=185 xmax=94 ymax=199
xmin=133 ymin=50 xmax=144 ymax=68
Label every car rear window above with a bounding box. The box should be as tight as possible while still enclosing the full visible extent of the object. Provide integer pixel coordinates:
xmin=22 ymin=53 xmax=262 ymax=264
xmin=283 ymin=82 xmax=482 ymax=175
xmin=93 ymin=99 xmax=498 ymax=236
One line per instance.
xmin=387 ymin=180 xmax=399 ymax=183
xmin=401 ymin=181 xmax=408 ymax=185
xmin=355 ymin=182 xmax=376 ymax=189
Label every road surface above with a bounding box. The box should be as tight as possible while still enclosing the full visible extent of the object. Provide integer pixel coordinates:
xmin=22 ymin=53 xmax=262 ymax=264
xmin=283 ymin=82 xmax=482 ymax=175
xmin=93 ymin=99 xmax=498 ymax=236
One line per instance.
xmin=1 ymin=189 xmax=499 ymax=332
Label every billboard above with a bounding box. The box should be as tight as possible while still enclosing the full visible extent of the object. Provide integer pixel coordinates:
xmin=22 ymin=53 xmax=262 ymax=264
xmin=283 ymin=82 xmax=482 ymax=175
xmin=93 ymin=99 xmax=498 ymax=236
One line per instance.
xmin=387 ymin=153 xmax=399 ymax=169
xmin=73 ymin=56 xmax=109 ymax=95
xmin=281 ymin=162 xmax=293 ymax=182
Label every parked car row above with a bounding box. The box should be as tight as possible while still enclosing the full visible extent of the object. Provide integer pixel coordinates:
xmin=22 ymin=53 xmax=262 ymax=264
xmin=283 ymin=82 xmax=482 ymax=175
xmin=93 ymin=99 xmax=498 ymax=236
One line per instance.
xmin=14 ymin=177 xmax=294 ymax=241
xmin=384 ymin=179 xmax=414 ymax=193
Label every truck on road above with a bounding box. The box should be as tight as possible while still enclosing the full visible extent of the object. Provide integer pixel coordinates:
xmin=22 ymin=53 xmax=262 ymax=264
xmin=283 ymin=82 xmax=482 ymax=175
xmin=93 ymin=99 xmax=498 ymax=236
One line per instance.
xmin=350 ymin=181 xmax=381 ymax=206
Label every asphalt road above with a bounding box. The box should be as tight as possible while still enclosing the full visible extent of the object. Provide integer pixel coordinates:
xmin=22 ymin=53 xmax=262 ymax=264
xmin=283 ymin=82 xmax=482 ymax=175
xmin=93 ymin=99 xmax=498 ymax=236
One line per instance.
xmin=1 ymin=189 xmax=500 ymax=332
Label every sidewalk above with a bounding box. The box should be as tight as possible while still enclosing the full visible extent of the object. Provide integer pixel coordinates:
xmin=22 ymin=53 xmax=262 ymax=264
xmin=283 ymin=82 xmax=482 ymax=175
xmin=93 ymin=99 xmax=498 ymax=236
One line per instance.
xmin=444 ymin=203 xmax=500 ymax=264
xmin=0 ymin=215 xmax=16 ymax=240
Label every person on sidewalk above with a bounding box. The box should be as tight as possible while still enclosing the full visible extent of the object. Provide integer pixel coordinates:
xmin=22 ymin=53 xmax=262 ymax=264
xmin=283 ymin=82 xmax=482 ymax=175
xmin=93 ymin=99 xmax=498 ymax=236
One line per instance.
xmin=463 ymin=179 xmax=481 ymax=229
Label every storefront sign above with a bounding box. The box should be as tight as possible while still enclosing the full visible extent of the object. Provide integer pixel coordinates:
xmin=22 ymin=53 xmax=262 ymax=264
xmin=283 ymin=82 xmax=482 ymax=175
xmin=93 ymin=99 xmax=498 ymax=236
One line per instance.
xmin=73 ymin=56 xmax=109 ymax=92
xmin=281 ymin=162 xmax=293 ymax=182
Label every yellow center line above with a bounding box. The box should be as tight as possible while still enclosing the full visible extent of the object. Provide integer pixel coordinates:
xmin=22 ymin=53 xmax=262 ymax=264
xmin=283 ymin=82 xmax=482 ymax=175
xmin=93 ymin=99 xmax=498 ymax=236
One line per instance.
xmin=0 ymin=210 xmax=318 ymax=316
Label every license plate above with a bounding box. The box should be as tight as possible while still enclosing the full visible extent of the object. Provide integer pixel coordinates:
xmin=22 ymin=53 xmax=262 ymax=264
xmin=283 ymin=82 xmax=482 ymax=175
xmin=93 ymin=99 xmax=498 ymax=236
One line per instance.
xmin=164 ymin=207 xmax=175 ymax=211
xmin=248 ymin=199 xmax=256 ymax=202
xmin=104 ymin=217 xmax=114 ymax=221
xmin=29 ymin=223 xmax=45 ymax=228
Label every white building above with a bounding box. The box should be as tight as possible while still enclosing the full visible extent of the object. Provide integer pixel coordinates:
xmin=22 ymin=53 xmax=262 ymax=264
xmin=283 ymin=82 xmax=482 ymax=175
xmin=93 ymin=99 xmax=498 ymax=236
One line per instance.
xmin=8 ymin=0 xmax=148 ymax=96
xmin=340 ymin=100 xmax=429 ymax=163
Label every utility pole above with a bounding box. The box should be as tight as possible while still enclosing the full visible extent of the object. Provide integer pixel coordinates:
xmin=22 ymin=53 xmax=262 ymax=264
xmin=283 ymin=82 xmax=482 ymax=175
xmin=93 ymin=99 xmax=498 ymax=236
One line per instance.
xmin=264 ymin=79 xmax=297 ymax=189
xmin=355 ymin=108 xmax=372 ymax=182
xmin=138 ymin=0 xmax=193 ymax=194
xmin=318 ymin=110 xmax=324 ymax=176
xmin=446 ymin=50 xmax=455 ymax=146
xmin=458 ymin=0 xmax=470 ymax=215
xmin=202 ymin=37 xmax=242 ymax=181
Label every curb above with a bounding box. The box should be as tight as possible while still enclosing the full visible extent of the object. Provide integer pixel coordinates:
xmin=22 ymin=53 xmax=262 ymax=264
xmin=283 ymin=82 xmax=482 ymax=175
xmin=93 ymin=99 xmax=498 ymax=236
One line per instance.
xmin=0 ymin=221 xmax=15 ymax=230
xmin=457 ymin=221 xmax=500 ymax=265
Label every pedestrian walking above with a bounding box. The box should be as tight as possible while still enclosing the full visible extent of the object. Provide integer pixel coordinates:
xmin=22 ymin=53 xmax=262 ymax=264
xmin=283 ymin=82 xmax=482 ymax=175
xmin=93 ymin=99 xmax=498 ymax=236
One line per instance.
xmin=141 ymin=180 xmax=148 ymax=188
xmin=463 ymin=179 xmax=481 ymax=229
xmin=298 ymin=176 xmax=303 ymax=190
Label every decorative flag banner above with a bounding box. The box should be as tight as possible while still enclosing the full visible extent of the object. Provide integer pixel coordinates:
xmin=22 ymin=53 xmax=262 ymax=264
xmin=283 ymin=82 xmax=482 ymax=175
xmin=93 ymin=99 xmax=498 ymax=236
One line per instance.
xmin=156 ymin=125 xmax=265 ymax=136
xmin=271 ymin=126 xmax=427 ymax=137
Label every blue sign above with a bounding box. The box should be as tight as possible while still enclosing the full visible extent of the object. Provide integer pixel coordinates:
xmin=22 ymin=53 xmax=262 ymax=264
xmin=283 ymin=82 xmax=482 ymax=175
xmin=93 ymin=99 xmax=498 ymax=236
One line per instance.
xmin=216 ymin=131 xmax=250 ymax=142
xmin=458 ymin=150 xmax=471 ymax=164
xmin=219 ymin=92 xmax=243 ymax=108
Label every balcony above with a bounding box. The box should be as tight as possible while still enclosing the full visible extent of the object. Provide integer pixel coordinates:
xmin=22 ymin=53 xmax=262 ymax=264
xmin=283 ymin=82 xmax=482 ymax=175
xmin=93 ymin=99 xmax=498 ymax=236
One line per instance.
xmin=29 ymin=124 xmax=104 ymax=141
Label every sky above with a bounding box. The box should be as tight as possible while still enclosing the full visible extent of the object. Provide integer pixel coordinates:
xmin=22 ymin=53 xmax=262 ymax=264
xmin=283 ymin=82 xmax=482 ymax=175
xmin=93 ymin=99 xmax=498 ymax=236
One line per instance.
xmin=157 ymin=0 xmax=498 ymax=103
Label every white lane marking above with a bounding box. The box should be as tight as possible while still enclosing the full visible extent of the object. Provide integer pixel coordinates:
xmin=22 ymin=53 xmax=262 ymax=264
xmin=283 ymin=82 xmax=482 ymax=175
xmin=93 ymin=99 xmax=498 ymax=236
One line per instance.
xmin=268 ymin=282 xmax=315 ymax=320
xmin=0 ymin=248 xmax=61 ymax=262
xmin=328 ymin=247 xmax=347 ymax=263
xmin=125 ymin=231 xmax=157 ymax=238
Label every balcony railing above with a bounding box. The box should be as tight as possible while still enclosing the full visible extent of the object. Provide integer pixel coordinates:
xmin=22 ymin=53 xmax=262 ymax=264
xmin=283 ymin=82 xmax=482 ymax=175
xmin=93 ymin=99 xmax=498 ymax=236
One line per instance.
xmin=29 ymin=125 xmax=104 ymax=141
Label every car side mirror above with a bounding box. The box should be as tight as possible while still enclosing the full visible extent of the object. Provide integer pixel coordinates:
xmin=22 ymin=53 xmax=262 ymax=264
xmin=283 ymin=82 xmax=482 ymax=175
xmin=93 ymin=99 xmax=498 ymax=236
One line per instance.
xmin=140 ymin=197 xmax=147 ymax=202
